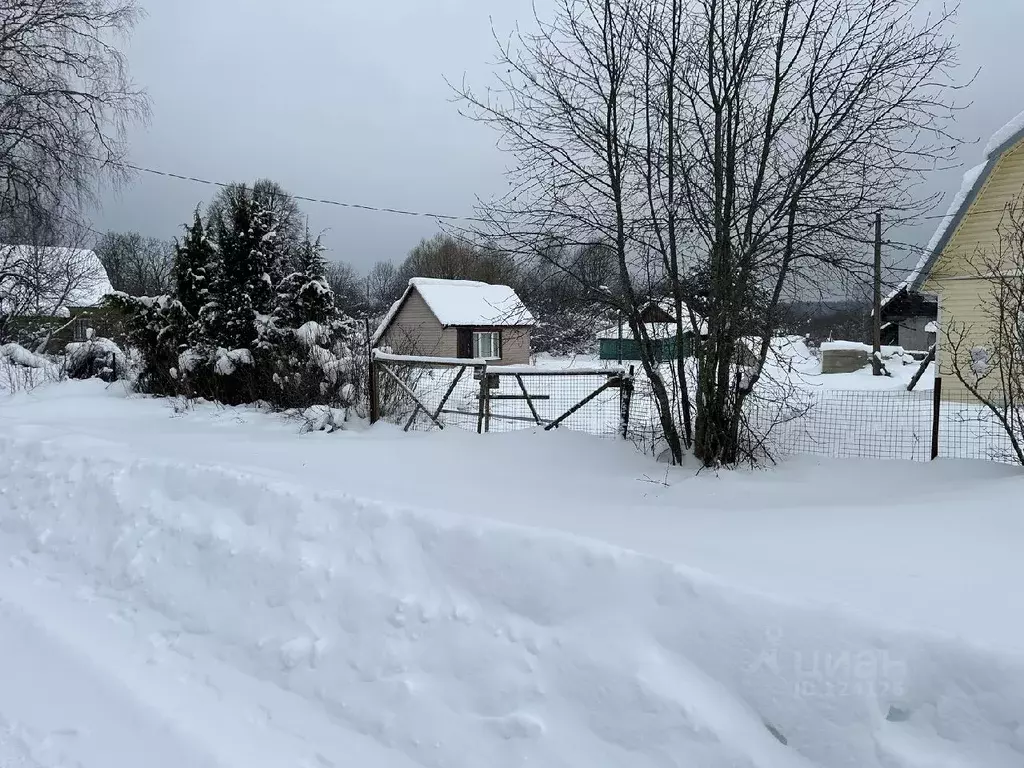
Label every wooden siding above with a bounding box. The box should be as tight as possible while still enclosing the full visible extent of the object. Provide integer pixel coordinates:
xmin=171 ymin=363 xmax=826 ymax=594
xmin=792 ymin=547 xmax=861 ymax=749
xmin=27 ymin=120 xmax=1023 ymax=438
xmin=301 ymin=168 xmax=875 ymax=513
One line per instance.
xmin=381 ymin=286 xmax=532 ymax=365
xmin=381 ymin=287 xmax=453 ymax=356
xmin=925 ymin=140 xmax=1024 ymax=283
xmin=923 ymin=137 xmax=1024 ymax=402
xmin=498 ymin=327 xmax=531 ymax=365
xmin=931 ymin=278 xmax=1003 ymax=401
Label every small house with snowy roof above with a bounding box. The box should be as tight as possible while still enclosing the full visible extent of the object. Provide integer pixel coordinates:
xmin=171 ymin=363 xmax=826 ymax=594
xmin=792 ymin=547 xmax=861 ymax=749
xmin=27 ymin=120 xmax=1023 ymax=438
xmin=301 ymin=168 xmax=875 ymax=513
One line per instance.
xmin=1 ymin=245 xmax=120 ymax=350
xmin=878 ymin=287 xmax=937 ymax=352
xmin=902 ymin=109 xmax=1024 ymax=400
xmin=372 ymin=278 xmax=535 ymax=365
xmin=595 ymin=300 xmax=706 ymax=362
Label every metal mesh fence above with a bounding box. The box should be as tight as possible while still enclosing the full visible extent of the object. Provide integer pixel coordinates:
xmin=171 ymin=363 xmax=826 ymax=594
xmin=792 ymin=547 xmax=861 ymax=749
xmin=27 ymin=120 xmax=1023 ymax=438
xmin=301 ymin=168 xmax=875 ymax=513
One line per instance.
xmin=740 ymin=385 xmax=1020 ymax=464
xmin=741 ymin=389 xmax=934 ymax=461
xmin=935 ymin=390 xmax=1020 ymax=463
xmin=371 ymin=353 xmax=1021 ymax=466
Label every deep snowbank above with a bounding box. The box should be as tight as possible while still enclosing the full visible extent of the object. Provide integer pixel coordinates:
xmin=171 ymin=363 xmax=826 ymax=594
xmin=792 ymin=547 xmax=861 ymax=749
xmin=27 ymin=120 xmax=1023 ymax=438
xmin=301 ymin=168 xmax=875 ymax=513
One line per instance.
xmin=1 ymin=433 xmax=1022 ymax=767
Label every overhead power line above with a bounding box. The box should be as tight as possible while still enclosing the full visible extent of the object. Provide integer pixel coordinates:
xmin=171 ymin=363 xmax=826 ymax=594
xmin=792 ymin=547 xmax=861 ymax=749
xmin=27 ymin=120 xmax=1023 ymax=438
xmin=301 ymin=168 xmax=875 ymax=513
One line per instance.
xmin=96 ymin=156 xmax=1019 ymax=248
xmin=112 ymin=158 xmax=489 ymax=223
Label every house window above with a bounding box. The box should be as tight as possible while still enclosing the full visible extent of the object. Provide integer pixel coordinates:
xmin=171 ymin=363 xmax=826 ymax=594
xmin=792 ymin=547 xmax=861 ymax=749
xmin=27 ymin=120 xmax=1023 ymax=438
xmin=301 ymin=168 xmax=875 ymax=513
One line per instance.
xmin=72 ymin=317 xmax=89 ymax=342
xmin=473 ymin=330 xmax=501 ymax=360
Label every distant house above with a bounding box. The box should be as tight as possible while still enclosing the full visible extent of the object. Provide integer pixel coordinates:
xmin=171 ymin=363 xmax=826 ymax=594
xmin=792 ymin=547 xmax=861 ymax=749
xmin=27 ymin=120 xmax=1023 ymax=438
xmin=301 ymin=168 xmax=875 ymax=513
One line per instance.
xmin=879 ymin=287 xmax=937 ymax=352
xmin=901 ymin=110 xmax=1024 ymax=400
xmin=0 ymin=246 xmax=112 ymax=316
xmin=596 ymin=300 xmax=706 ymax=362
xmin=0 ymin=246 xmax=118 ymax=349
xmin=372 ymin=278 xmax=535 ymax=365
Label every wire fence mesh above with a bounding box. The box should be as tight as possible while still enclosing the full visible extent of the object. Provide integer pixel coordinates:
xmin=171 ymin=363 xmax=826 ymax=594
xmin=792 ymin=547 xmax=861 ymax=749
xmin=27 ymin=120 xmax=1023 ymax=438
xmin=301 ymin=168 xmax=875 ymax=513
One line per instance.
xmin=741 ymin=386 xmax=1019 ymax=464
xmin=742 ymin=389 xmax=935 ymax=462
xmin=372 ymin=354 xmax=1021 ymax=466
xmin=935 ymin=391 xmax=1020 ymax=464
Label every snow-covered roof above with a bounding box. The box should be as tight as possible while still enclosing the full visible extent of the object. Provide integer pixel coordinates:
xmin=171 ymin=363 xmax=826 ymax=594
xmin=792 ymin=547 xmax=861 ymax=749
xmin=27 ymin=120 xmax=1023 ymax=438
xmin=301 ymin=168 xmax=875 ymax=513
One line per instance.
xmin=596 ymin=302 xmax=706 ymax=340
xmin=596 ymin=322 xmax=673 ymax=341
xmin=821 ymin=340 xmax=906 ymax=356
xmin=65 ymin=249 xmax=113 ymax=306
xmin=925 ymin=321 xmax=938 ymax=334
xmin=902 ymin=109 xmax=1024 ymax=294
xmin=0 ymin=246 xmax=112 ymax=314
xmin=373 ymin=277 xmax=534 ymax=345
xmin=596 ymin=318 xmax=707 ymax=341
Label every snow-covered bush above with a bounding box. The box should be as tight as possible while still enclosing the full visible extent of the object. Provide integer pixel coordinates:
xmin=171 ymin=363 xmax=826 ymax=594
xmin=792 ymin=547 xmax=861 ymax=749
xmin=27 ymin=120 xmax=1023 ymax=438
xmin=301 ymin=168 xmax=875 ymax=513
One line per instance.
xmin=111 ymin=181 xmax=359 ymax=412
xmin=0 ymin=342 xmax=50 ymax=369
xmin=64 ymin=336 xmax=127 ymax=382
xmin=0 ymin=343 xmax=65 ymax=393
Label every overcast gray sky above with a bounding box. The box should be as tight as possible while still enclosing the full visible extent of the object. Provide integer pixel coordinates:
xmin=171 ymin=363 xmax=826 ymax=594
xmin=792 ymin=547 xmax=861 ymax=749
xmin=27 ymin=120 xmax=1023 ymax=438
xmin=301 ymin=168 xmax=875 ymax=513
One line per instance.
xmin=94 ymin=0 xmax=1024 ymax=278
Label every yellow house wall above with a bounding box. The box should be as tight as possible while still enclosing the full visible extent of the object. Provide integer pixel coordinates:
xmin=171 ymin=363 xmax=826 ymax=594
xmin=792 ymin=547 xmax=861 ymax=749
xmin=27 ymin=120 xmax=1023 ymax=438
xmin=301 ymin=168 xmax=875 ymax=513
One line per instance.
xmin=923 ymin=137 xmax=1024 ymax=402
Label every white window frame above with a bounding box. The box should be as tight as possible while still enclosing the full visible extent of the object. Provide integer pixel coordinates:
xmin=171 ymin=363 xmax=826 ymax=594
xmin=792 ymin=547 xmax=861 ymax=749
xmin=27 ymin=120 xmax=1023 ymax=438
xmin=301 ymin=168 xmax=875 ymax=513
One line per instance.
xmin=473 ymin=330 xmax=501 ymax=360
xmin=72 ymin=316 xmax=89 ymax=342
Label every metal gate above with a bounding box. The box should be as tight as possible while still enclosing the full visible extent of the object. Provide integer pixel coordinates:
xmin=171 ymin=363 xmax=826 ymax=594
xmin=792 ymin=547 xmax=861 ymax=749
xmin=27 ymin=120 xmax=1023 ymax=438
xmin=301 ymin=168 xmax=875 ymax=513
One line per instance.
xmin=369 ymin=351 xmax=634 ymax=438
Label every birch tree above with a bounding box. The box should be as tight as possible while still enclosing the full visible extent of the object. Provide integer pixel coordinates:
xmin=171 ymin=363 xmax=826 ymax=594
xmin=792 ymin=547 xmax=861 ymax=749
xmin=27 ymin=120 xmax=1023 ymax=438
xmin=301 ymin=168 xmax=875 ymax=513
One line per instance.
xmin=0 ymin=0 xmax=149 ymax=217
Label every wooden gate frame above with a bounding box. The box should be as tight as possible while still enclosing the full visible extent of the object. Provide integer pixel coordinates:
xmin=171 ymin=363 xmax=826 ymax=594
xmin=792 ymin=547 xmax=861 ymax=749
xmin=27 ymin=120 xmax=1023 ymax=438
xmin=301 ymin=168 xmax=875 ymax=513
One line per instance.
xmin=479 ymin=366 xmax=633 ymax=436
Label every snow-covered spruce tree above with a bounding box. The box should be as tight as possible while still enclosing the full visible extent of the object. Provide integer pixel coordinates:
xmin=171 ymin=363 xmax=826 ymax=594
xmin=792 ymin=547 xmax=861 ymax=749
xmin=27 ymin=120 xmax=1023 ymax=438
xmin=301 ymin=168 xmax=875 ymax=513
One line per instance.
xmin=258 ymin=235 xmax=357 ymax=409
xmin=174 ymin=208 xmax=217 ymax=320
xmin=114 ymin=181 xmax=357 ymax=411
xmin=202 ymin=183 xmax=279 ymax=353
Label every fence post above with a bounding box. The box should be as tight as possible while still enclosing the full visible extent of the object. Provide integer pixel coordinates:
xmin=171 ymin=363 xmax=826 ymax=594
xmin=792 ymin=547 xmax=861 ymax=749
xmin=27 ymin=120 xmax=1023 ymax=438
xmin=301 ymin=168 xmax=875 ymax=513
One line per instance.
xmin=620 ymin=365 xmax=635 ymax=439
xmin=368 ymin=359 xmax=380 ymax=424
xmin=365 ymin=318 xmax=380 ymax=425
xmin=475 ymin=366 xmax=487 ymax=434
xmin=930 ymin=377 xmax=941 ymax=460
xmin=476 ymin=365 xmax=488 ymax=434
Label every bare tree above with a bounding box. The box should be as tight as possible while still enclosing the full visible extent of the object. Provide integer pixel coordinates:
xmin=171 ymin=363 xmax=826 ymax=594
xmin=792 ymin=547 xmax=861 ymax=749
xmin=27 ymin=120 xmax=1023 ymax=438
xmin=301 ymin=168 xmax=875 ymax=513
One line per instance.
xmin=366 ymin=259 xmax=401 ymax=315
xmin=95 ymin=231 xmax=173 ymax=296
xmin=458 ymin=0 xmax=960 ymax=465
xmin=399 ymin=233 xmax=519 ymax=286
xmin=0 ymin=0 xmax=149 ymax=220
xmin=323 ymin=260 xmax=368 ymax=316
xmin=944 ymin=199 xmax=1024 ymax=465
xmin=456 ymin=0 xmax=689 ymax=458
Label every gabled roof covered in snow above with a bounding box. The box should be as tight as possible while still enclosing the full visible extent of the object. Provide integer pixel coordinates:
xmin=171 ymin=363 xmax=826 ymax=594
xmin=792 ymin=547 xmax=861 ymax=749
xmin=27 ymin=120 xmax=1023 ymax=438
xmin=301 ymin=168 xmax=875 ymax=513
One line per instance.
xmin=595 ymin=302 xmax=706 ymax=340
xmin=0 ymin=245 xmax=113 ymax=314
xmin=879 ymin=286 xmax=938 ymax=320
xmin=373 ymin=278 xmax=534 ymax=345
xmin=905 ymin=109 xmax=1024 ymax=293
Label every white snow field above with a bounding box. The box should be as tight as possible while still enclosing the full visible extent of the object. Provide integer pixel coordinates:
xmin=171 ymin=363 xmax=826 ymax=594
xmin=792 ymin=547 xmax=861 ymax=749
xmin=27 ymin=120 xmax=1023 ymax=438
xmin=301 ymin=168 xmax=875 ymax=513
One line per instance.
xmin=2 ymin=379 xmax=1024 ymax=767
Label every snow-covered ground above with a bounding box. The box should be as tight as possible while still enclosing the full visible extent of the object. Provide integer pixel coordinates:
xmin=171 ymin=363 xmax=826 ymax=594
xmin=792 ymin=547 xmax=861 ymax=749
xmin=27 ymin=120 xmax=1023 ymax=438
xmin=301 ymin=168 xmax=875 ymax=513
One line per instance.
xmin=1 ymin=377 xmax=1023 ymax=766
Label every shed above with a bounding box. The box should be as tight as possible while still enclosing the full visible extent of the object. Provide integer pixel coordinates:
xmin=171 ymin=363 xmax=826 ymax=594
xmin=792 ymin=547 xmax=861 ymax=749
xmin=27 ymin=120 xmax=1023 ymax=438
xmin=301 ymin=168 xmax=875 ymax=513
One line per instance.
xmin=372 ymin=278 xmax=534 ymax=365
xmin=596 ymin=301 xmax=705 ymax=361
xmin=878 ymin=287 xmax=937 ymax=352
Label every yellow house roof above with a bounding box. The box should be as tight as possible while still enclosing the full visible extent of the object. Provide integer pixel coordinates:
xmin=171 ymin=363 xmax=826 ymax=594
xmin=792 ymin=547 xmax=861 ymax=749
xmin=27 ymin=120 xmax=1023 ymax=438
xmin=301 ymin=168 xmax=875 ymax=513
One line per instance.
xmin=909 ymin=112 xmax=1024 ymax=291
